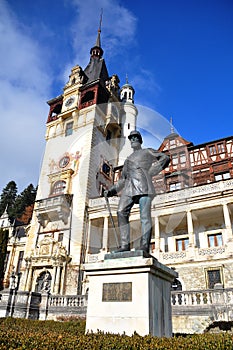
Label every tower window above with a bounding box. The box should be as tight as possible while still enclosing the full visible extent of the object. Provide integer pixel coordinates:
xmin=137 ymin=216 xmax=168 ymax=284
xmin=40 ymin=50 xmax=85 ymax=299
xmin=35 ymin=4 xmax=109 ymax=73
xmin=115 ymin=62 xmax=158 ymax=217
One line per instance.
xmin=81 ymin=90 xmax=95 ymax=104
xmin=65 ymin=122 xmax=73 ymax=136
xmin=102 ymin=162 xmax=111 ymax=177
xmin=51 ymin=180 xmax=66 ymax=195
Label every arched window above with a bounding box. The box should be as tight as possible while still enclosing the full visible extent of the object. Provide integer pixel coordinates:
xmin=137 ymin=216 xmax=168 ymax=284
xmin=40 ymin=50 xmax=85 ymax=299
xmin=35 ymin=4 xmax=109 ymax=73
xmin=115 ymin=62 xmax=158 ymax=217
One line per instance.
xmin=51 ymin=180 xmax=66 ymax=195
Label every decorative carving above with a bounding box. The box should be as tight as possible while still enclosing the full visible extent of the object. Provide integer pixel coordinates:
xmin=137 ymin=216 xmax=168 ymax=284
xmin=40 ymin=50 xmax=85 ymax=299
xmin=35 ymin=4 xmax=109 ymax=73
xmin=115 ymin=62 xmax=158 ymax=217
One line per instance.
xmin=26 ymin=235 xmax=70 ymax=269
xmin=199 ymin=247 xmax=225 ymax=256
xmin=163 ymin=251 xmax=186 ymax=260
xmin=65 ymin=65 xmax=87 ymax=87
xmin=106 ymin=74 xmax=120 ymax=96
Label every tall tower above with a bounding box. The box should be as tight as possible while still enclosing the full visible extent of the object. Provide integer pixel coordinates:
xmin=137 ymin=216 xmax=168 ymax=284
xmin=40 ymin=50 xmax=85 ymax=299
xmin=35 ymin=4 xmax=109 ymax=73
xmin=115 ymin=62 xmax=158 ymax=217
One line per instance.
xmin=119 ymin=77 xmax=137 ymax=162
xmin=19 ymin=27 xmax=137 ymax=295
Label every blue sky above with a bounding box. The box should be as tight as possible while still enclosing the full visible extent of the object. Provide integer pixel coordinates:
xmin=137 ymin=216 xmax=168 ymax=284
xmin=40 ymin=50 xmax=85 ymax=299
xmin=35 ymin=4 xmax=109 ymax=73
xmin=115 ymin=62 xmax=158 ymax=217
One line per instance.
xmin=1 ymin=0 xmax=233 ymax=193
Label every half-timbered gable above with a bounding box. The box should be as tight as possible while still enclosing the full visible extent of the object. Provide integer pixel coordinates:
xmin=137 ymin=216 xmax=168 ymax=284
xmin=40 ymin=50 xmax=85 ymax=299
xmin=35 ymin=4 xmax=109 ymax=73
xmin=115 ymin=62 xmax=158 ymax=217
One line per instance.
xmin=154 ymin=134 xmax=233 ymax=190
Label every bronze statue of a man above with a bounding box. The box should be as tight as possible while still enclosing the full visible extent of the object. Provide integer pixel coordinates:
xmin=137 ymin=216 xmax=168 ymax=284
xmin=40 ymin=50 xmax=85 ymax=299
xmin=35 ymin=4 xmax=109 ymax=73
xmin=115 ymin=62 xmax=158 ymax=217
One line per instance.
xmin=105 ymin=130 xmax=170 ymax=253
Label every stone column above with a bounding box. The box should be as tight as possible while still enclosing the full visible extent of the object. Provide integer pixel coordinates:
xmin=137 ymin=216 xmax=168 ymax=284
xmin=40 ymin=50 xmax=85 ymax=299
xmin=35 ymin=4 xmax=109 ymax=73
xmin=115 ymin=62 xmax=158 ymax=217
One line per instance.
xmin=54 ymin=265 xmax=61 ymax=294
xmin=223 ymin=203 xmax=232 ymax=242
xmin=102 ymin=216 xmax=109 ymax=250
xmin=187 ymin=210 xmax=195 ymax=247
xmin=25 ymin=265 xmax=33 ymax=291
xmin=154 ymin=216 xmax=160 ymax=257
xmin=60 ymin=262 xmax=66 ymax=294
xmin=86 ymin=219 xmax=92 ymax=254
xmin=51 ymin=266 xmax=56 ymax=293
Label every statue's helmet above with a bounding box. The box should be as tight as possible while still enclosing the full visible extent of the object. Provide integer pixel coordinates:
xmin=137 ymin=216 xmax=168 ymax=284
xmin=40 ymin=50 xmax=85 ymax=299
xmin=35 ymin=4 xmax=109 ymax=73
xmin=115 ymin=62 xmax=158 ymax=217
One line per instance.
xmin=128 ymin=130 xmax=143 ymax=144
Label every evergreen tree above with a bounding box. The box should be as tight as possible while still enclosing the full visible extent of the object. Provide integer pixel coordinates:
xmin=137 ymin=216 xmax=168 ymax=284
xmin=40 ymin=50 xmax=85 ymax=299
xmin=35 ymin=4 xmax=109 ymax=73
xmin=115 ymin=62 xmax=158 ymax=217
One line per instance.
xmin=12 ymin=184 xmax=37 ymax=221
xmin=0 ymin=181 xmax=18 ymax=219
xmin=0 ymin=228 xmax=9 ymax=290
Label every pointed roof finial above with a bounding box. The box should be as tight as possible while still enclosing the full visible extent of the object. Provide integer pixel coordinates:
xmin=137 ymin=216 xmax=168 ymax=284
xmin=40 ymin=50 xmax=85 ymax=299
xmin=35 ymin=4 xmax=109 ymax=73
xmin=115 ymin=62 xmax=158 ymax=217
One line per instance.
xmin=99 ymin=8 xmax=103 ymax=32
xmin=95 ymin=8 xmax=103 ymax=47
xmin=170 ymin=116 xmax=175 ymax=133
xmin=126 ymin=74 xmax=128 ymax=84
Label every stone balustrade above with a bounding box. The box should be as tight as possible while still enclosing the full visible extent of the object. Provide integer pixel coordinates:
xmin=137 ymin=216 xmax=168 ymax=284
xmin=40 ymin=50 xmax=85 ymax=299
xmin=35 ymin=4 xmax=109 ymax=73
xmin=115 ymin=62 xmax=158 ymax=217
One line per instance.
xmin=49 ymin=294 xmax=88 ymax=308
xmin=89 ymin=179 xmax=233 ymax=210
xmin=154 ymin=179 xmax=233 ymax=207
xmin=172 ymin=287 xmax=233 ymax=307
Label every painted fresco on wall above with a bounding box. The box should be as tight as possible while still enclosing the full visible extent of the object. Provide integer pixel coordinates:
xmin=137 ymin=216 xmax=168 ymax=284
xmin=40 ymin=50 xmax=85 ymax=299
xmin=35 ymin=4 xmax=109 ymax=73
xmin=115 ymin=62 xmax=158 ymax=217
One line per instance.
xmin=48 ymin=150 xmax=82 ymax=176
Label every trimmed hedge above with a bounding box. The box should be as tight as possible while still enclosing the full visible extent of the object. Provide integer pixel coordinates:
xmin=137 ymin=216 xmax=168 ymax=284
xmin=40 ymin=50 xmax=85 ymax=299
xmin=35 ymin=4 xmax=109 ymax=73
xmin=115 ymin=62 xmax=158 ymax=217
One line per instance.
xmin=0 ymin=317 xmax=233 ymax=349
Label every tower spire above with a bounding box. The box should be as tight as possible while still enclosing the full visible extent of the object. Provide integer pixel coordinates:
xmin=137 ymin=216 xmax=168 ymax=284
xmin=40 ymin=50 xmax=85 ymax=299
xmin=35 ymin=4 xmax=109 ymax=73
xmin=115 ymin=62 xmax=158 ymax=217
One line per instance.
xmin=90 ymin=9 xmax=104 ymax=58
xmin=170 ymin=116 xmax=175 ymax=133
xmin=95 ymin=8 xmax=103 ymax=47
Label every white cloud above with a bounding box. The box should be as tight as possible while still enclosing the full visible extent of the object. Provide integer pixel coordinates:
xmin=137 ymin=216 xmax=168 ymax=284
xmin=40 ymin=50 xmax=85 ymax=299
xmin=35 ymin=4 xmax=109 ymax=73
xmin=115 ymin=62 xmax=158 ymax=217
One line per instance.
xmin=136 ymin=105 xmax=175 ymax=149
xmin=62 ymin=0 xmax=137 ymax=81
xmin=0 ymin=0 xmax=162 ymax=194
xmin=0 ymin=1 xmax=51 ymax=193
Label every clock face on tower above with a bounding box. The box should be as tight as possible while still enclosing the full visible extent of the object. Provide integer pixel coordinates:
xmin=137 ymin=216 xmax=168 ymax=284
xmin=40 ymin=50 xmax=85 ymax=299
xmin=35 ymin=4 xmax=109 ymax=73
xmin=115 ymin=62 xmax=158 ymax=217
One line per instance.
xmin=59 ymin=156 xmax=70 ymax=168
xmin=64 ymin=96 xmax=75 ymax=108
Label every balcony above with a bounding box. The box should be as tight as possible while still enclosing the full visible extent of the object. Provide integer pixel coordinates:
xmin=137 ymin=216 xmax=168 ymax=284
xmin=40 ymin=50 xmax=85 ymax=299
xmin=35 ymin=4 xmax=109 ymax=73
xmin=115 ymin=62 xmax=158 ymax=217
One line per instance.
xmin=35 ymin=194 xmax=73 ymax=227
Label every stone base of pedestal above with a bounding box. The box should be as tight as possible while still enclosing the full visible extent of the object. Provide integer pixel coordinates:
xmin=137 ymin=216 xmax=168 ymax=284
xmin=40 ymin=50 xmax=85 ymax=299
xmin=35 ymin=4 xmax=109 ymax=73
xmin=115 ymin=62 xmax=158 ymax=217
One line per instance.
xmin=83 ymin=250 xmax=177 ymax=337
xmin=0 ymin=289 xmax=41 ymax=319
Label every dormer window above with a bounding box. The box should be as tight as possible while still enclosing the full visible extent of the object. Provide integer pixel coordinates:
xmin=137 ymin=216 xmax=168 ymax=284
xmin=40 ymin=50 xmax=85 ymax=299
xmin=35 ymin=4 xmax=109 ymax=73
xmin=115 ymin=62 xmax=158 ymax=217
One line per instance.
xmin=214 ymin=172 xmax=230 ymax=181
xmin=169 ymin=182 xmax=181 ymax=191
xmin=170 ymin=140 xmax=176 ymax=148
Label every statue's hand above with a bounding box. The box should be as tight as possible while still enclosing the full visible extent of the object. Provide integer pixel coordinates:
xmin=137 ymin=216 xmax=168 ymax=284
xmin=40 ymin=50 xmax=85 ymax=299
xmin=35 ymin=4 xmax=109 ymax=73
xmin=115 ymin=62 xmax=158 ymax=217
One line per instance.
xmin=104 ymin=189 xmax=114 ymax=198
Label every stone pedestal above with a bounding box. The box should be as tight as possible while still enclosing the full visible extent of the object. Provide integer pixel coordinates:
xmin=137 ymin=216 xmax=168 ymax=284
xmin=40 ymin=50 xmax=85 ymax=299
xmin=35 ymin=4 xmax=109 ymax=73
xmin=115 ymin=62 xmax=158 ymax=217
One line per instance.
xmin=0 ymin=289 xmax=14 ymax=317
xmin=0 ymin=289 xmax=41 ymax=319
xmin=84 ymin=251 xmax=177 ymax=337
xmin=39 ymin=293 xmax=49 ymax=320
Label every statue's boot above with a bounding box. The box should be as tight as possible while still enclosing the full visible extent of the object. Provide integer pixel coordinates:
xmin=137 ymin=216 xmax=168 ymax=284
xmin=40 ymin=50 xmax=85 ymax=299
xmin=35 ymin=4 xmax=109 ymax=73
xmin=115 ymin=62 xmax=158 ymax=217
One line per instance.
xmin=117 ymin=210 xmax=131 ymax=253
xmin=139 ymin=230 xmax=152 ymax=253
xmin=114 ymin=245 xmax=130 ymax=253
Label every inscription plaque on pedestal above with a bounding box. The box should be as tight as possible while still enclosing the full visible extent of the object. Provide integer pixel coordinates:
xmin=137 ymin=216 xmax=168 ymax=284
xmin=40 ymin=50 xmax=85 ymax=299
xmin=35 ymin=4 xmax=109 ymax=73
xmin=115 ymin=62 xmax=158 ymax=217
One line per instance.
xmin=102 ymin=282 xmax=132 ymax=302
